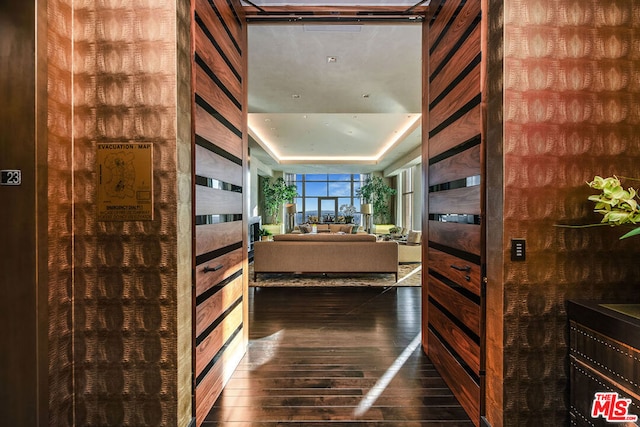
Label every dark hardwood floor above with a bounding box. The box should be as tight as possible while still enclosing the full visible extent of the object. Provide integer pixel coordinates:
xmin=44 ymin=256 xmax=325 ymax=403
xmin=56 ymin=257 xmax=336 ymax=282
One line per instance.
xmin=203 ymin=286 xmax=473 ymax=426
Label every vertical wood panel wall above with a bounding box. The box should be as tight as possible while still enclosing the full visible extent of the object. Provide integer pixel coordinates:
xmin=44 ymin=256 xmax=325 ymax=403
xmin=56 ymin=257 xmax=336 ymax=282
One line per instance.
xmin=0 ymin=2 xmax=47 ymax=425
xmin=425 ymin=0 xmax=483 ymax=425
xmin=193 ymin=0 xmax=248 ymax=424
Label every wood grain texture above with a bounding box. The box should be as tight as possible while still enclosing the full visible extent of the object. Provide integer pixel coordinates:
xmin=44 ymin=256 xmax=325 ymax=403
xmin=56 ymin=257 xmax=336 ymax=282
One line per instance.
xmin=426 ymin=3 xmax=483 ymax=426
xmin=195 ymin=144 xmax=243 ymax=185
xmin=195 ymin=276 xmax=243 ymax=337
xmin=429 ymin=0 xmax=481 ymax=77
xmin=428 ymin=221 xmax=481 ymax=256
xmin=214 ymin=0 xmax=242 ymax=48
xmin=204 ymin=287 xmax=473 ymax=425
xmin=430 ymin=25 xmax=481 ymax=113
xmin=195 ymin=23 xmax=242 ymax=102
xmin=195 ymin=104 xmax=243 ymax=159
xmin=428 ymin=247 xmax=481 ymax=296
xmin=195 ymin=221 xmax=243 ymax=257
xmin=196 ymin=247 xmax=244 ymax=296
xmin=429 ymin=144 xmax=481 ymax=186
xmin=429 ymin=186 xmax=481 ymax=215
xmin=195 ymin=333 xmax=244 ymax=426
xmin=193 ymin=2 xmax=247 ymax=423
xmin=430 ymin=63 xmax=481 ymax=126
xmin=244 ymin=5 xmax=427 ymax=16
xmin=429 ymin=301 xmax=480 ymax=375
xmin=429 ymin=106 xmax=482 ymax=158
xmin=196 ymin=300 xmax=243 ymax=376
xmin=195 ymin=185 xmax=243 ymax=216
xmin=195 ymin=0 xmax=242 ymax=72
xmin=196 ymin=64 xmax=242 ymax=131
xmin=428 ymin=329 xmax=480 ymax=427
xmin=429 ymin=275 xmax=480 ymax=337
xmin=428 ymin=0 xmax=464 ymax=52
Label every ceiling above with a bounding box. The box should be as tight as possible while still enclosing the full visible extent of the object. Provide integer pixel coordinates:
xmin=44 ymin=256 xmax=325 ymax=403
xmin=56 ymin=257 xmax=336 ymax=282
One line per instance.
xmin=244 ymin=1 xmax=424 ymax=175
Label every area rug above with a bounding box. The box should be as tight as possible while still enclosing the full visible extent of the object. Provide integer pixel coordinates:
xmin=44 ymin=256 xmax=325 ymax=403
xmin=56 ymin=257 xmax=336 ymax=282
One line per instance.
xmin=249 ymin=263 xmax=421 ymax=287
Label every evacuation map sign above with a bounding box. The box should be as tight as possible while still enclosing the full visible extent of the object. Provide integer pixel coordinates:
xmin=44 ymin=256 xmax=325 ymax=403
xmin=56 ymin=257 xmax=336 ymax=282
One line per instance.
xmin=97 ymin=143 xmax=154 ymax=221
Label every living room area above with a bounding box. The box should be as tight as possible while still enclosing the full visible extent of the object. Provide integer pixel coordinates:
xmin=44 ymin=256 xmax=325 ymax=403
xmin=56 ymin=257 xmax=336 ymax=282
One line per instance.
xmin=248 ymin=170 xmax=423 ymax=286
xmin=245 ymin=21 xmax=423 ymax=287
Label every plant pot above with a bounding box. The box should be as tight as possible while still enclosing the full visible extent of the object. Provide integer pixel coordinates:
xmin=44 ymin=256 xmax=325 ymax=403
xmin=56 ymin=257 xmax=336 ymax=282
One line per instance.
xmin=263 ymin=223 xmax=284 ymax=236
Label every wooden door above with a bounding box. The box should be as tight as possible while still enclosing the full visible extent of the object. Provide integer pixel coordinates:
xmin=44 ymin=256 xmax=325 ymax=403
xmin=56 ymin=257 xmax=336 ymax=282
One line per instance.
xmin=423 ymin=0 xmax=484 ymax=425
xmin=192 ymin=0 xmax=248 ymax=424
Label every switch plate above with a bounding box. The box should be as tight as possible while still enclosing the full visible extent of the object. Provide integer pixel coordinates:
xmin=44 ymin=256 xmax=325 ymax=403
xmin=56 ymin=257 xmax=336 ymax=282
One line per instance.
xmin=511 ymin=239 xmax=526 ymax=261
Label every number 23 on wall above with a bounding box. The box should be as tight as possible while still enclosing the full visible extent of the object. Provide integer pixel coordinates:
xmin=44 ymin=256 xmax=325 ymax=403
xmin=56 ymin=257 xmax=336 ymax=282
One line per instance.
xmin=1 ymin=170 xmax=22 ymax=186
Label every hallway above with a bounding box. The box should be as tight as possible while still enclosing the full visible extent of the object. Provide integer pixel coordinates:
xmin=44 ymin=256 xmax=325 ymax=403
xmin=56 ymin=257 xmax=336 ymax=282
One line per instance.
xmin=203 ymin=286 xmax=473 ymax=425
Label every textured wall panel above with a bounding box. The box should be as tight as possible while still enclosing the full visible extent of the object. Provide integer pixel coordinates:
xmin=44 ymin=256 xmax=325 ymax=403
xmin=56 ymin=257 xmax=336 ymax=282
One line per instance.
xmin=47 ymin=0 xmax=74 ymax=425
xmin=493 ymin=0 xmax=640 ymax=425
xmin=68 ymin=2 xmax=184 ymax=426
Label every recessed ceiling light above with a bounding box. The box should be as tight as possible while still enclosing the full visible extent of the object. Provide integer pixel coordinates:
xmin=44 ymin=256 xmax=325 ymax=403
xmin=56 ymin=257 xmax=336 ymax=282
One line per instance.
xmin=327 ymin=56 xmax=337 ymax=63
xmin=362 ymin=94 xmax=370 ymax=98
xmin=292 ymin=94 xmax=301 ymax=99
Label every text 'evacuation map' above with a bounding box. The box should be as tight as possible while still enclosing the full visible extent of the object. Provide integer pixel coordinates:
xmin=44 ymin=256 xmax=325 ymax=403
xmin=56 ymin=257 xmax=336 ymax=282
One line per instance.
xmin=97 ymin=143 xmax=153 ymax=221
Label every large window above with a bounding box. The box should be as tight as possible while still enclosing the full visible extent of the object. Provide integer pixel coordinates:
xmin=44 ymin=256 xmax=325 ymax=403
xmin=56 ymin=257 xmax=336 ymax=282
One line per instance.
xmin=401 ymin=167 xmax=414 ymax=230
xmin=287 ymin=173 xmax=368 ymax=224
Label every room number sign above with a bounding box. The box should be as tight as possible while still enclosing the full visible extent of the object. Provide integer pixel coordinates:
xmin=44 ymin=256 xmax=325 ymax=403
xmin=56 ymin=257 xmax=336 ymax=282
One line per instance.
xmin=1 ymin=170 xmax=22 ymax=186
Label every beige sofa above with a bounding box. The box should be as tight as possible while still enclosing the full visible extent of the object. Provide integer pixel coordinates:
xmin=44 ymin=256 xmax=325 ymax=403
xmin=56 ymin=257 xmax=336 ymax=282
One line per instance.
xmin=253 ymin=233 xmax=398 ymax=281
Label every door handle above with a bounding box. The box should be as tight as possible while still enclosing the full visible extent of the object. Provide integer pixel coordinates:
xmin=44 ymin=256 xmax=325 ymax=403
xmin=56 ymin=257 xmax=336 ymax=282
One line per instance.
xmin=450 ymin=264 xmax=471 ymax=272
xmin=203 ymin=264 xmax=223 ymax=273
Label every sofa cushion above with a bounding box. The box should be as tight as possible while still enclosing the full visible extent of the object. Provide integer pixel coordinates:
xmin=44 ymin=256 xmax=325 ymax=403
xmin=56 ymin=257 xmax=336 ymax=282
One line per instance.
xmin=316 ymin=224 xmax=330 ymax=233
xmin=329 ymin=224 xmax=344 ymax=233
xmin=340 ymin=225 xmax=353 ymax=234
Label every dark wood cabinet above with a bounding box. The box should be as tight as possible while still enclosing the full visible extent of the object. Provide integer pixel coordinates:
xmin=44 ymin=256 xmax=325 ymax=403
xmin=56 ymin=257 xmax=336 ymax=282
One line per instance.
xmin=568 ymin=301 xmax=640 ymax=426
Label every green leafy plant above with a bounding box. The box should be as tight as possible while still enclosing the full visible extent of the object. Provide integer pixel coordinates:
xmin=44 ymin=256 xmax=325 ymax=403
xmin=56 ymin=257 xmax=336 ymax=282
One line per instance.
xmin=262 ymin=177 xmax=298 ymax=224
xmin=587 ymin=175 xmax=640 ymax=239
xmin=259 ymin=228 xmax=272 ymax=237
xmin=356 ymin=176 xmax=397 ymax=224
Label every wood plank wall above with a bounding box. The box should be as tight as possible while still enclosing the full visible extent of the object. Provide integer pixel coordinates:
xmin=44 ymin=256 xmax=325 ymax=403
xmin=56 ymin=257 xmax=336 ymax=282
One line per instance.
xmin=425 ymin=0 xmax=482 ymax=425
xmin=193 ymin=0 xmax=248 ymax=425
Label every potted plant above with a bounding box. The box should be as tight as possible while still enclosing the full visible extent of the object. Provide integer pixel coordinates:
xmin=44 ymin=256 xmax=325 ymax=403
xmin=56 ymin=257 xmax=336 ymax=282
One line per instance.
xmin=258 ymin=227 xmax=272 ymax=241
xmin=261 ymin=177 xmax=298 ymax=232
xmin=339 ymin=204 xmax=357 ymax=224
xmin=585 ymin=175 xmax=640 ymax=239
xmin=356 ymin=176 xmax=397 ymax=225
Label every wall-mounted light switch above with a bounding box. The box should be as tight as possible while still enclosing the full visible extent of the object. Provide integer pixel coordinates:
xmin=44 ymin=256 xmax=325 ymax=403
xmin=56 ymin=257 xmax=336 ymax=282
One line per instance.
xmin=511 ymin=239 xmax=526 ymax=261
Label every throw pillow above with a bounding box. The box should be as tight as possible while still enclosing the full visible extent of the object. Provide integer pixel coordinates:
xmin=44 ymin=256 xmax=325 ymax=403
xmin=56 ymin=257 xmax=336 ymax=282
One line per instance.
xmin=340 ymin=225 xmax=353 ymax=233
xmin=299 ymin=224 xmax=311 ymax=233
xmin=407 ymin=230 xmax=422 ymax=244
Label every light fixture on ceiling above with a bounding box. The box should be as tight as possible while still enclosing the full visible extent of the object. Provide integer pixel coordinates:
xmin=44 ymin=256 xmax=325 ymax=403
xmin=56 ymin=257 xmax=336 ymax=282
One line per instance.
xmin=247 ymin=113 xmax=422 ymax=165
xmin=362 ymin=94 xmax=370 ymax=98
xmin=292 ymin=94 xmax=301 ymax=99
xmin=327 ymin=56 xmax=337 ymax=63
